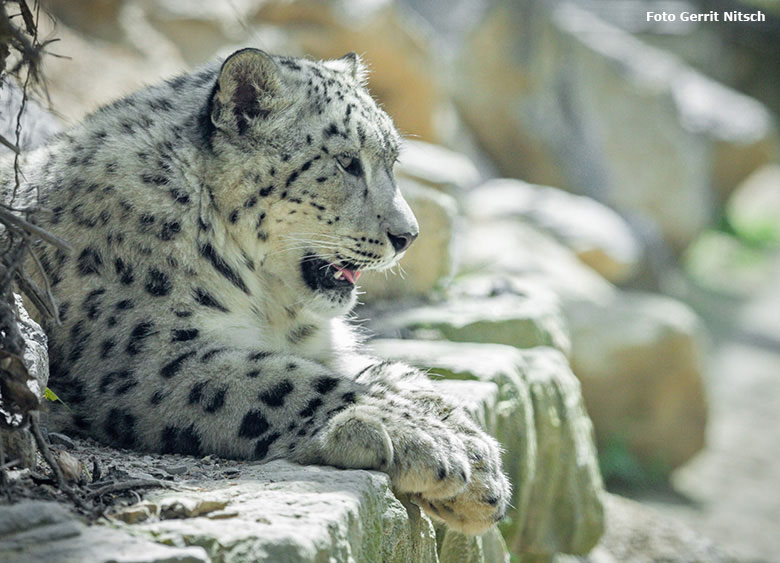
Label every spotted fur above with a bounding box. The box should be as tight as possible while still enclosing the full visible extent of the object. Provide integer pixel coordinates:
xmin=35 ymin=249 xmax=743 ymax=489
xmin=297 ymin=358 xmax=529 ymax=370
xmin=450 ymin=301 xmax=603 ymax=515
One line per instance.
xmin=1 ymin=49 xmax=509 ymax=534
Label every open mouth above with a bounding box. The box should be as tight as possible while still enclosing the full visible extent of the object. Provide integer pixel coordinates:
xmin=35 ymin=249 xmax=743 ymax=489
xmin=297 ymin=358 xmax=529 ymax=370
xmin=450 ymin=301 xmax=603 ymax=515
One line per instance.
xmin=301 ymin=253 xmax=362 ymax=292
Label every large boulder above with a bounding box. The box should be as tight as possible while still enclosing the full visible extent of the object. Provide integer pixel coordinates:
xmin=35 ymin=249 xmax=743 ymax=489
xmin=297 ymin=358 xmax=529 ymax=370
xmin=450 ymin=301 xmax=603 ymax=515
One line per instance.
xmin=452 ymin=220 xmax=708 ymax=473
xmin=369 ymin=339 xmax=605 ymax=558
xmin=458 ymin=218 xmax=617 ymax=307
xmin=453 ymin=1 xmax=777 ymax=250
xmin=567 ymin=291 xmax=708 ymax=471
xmin=465 ymin=179 xmax=642 ymax=283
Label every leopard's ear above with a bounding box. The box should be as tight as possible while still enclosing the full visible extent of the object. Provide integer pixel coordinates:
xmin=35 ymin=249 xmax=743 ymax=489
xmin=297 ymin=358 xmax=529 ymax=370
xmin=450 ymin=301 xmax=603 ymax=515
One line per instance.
xmin=211 ymin=48 xmax=285 ymax=135
xmin=330 ymin=52 xmax=368 ymax=85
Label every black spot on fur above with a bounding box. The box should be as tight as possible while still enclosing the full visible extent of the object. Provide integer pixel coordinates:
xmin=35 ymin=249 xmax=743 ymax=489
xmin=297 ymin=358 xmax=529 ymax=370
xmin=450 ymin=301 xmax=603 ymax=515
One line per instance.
xmin=104 ymin=408 xmax=136 ymax=448
xmin=299 ymin=398 xmax=323 ymax=418
xmin=99 ymin=339 xmax=115 ymax=359
xmin=77 ymin=247 xmax=103 ymax=276
xmin=82 ymin=288 xmax=106 ymax=320
xmin=172 ymin=328 xmax=199 ymax=342
xmin=238 ymin=410 xmax=270 ymax=439
xmin=341 ymin=392 xmax=357 ymax=404
xmin=160 ymin=350 xmax=196 ymax=378
xmin=150 ymin=390 xmax=166 ymax=405
xmin=145 ymin=268 xmax=172 ymax=296
xmin=68 ymin=321 xmax=90 ymax=364
xmin=259 ymin=185 xmax=274 ymax=197
xmin=111 ymin=258 xmax=133 ymax=286
xmin=58 ymin=302 xmax=70 ymax=323
xmin=254 ymin=432 xmax=281 ymax=460
xmin=113 ymin=300 xmax=133 ymax=313
xmin=199 ymin=243 xmax=249 ymax=294
xmin=158 ymin=220 xmax=181 ymax=241
xmin=161 ymin=424 xmax=202 ymax=456
xmin=247 ymin=369 xmax=260 ymax=378
xmin=229 ymin=209 xmax=239 ymax=224
xmin=201 ymin=347 xmax=228 ymax=362
xmin=127 ymin=321 xmax=155 ymax=355
xmin=314 ymin=376 xmax=339 ymax=395
xmin=287 ymin=324 xmax=316 ymax=344
xmin=189 ymin=381 xmax=207 ymax=405
xmin=249 ymin=351 xmax=270 ymax=361
xmin=99 ymin=369 xmax=134 ymax=394
xmin=193 ymin=287 xmax=228 ymax=312
xmin=258 ymin=380 xmax=294 ymax=407
xmin=141 ymin=173 xmax=167 ymax=185
xmin=205 ymin=386 xmax=227 ymax=413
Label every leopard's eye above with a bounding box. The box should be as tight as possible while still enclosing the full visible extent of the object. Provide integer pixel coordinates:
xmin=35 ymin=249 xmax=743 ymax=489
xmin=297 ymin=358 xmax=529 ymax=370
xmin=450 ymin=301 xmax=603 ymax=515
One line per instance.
xmin=337 ymin=154 xmax=363 ymax=177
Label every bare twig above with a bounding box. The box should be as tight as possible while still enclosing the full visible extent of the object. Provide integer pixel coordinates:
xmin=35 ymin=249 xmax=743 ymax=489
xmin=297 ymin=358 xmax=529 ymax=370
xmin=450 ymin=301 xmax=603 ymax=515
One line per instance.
xmin=0 ymin=206 xmax=72 ymax=252
xmin=88 ymin=479 xmax=173 ymax=500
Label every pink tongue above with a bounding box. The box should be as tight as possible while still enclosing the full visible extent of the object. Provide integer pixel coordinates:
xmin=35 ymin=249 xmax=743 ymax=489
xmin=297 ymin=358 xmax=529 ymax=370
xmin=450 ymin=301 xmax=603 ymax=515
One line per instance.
xmin=334 ymin=265 xmax=361 ymax=284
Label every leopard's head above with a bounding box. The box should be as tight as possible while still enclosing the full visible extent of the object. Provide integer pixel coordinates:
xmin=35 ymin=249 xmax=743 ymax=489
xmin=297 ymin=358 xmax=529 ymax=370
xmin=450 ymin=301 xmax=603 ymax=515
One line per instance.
xmin=204 ymin=48 xmax=418 ymax=316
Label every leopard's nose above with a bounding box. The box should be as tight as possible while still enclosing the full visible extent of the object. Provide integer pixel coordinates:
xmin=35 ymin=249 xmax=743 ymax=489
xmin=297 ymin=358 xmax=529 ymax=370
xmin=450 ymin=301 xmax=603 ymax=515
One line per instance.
xmin=387 ymin=230 xmax=418 ymax=254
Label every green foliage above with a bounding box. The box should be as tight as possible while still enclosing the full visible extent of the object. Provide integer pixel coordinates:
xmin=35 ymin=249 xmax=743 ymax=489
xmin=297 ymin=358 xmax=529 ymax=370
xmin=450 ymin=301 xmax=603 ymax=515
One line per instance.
xmin=44 ymin=387 xmax=69 ymax=411
xmin=598 ymin=434 xmax=669 ymax=489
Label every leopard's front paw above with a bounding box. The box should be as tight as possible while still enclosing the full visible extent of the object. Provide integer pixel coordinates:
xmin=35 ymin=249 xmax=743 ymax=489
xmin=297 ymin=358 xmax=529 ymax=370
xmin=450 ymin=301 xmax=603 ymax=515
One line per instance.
xmin=414 ymin=432 xmax=511 ymax=535
xmin=314 ymin=403 xmax=472 ymax=500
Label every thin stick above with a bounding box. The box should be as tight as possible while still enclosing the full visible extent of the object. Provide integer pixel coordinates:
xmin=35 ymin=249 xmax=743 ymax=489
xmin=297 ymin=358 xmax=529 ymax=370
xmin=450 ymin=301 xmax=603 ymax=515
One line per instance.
xmin=0 ymin=206 xmax=72 ymax=252
xmin=87 ymin=478 xmax=171 ymax=499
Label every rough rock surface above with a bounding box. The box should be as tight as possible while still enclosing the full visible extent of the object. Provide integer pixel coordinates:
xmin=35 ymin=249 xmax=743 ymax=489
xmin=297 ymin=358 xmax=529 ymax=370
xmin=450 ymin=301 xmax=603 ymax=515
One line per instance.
xmin=369 ymin=339 xmax=605 ymax=557
xmin=128 ymin=460 xmax=442 ymax=563
xmin=0 ymin=500 xmax=209 ymax=562
xmin=0 ymin=295 xmax=49 ymax=468
xmin=365 ymin=291 xmax=570 ymax=355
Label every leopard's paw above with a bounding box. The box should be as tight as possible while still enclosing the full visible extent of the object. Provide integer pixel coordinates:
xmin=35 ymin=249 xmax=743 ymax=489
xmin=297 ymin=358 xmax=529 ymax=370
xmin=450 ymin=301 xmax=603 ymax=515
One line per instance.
xmin=413 ymin=433 xmax=511 ymax=535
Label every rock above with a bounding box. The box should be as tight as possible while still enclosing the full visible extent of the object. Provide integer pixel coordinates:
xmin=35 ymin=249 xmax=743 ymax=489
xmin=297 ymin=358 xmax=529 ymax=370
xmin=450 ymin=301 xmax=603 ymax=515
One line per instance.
xmin=48 ymin=432 xmax=76 ymax=449
xmin=12 ymin=294 xmax=48 ymax=399
xmin=369 ymin=339 xmax=605 ymax=558
xmin=396 ymin=139 xmax=481 ymax=194
xmin=466 ymin=179 xmax=642 ymax=283
xmin=458 ymin=219 xmax=617 ymax=306
xmin=726 ymin=163 xmax=780 ymax=248
xmin=453 ymin=2 xmax=777 ymax=250
xmin=130 ymin=460 xmax=442 ymax=563
xmin=252 ymin=0 xmax=448 ymax=143
xmin=158 ymin=496 xmax=229 ymax=520
xmin=439 ymin=526 xmax=510 ymax=563
xmin=359 ymin=179 xmax=457 ymax=302
xmin=365 ymin=291 xmax=570 ymax=355
xmin=582 ymin=494 xmax=735 ymax=563
xmin=567 ymin=291 xmax=708 ymax=471
xmin=0 ymin=295 xmax=49 ymax=468
xmin=0 ymin=501 xmax=208 ymax=562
